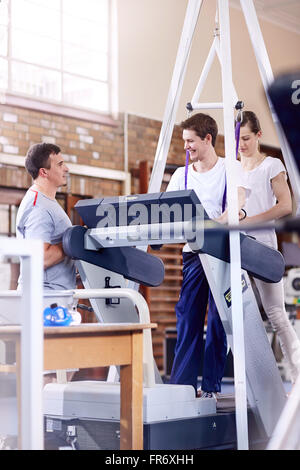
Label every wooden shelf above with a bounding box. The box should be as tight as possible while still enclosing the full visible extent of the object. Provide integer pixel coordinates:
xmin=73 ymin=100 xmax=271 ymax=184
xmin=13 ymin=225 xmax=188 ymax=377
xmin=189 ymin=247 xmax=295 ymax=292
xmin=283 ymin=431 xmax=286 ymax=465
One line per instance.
xmin=149 ymin=306 xmax=177 ymax=313
xmin=152 ymin=286 xmax=180 ymax=292
xmin=163 ymin=264 xmax=183 ymax=270
xmin=157 ymin=253 xmax=182 ymax=260
xmin=163 ymin=275 xmax=183 ymax=281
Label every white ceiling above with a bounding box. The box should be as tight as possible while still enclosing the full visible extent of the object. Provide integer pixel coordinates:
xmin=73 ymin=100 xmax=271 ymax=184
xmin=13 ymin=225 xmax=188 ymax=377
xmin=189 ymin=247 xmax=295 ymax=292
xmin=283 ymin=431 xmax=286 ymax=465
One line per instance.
xmin=230 ymin=0 xmax=300 ymax=34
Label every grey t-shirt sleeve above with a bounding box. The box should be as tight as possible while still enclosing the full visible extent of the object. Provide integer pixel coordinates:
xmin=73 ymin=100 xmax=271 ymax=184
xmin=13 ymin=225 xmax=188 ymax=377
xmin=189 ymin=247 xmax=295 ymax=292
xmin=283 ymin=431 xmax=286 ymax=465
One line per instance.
xmin=24 ymin=207 xmax=54 ymax=244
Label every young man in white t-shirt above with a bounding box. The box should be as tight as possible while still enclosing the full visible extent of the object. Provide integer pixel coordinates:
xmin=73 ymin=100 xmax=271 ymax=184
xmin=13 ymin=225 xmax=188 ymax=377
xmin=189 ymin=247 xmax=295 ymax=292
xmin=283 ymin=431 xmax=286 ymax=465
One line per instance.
xmin=166 ymin=113 xmax=248 ymax=398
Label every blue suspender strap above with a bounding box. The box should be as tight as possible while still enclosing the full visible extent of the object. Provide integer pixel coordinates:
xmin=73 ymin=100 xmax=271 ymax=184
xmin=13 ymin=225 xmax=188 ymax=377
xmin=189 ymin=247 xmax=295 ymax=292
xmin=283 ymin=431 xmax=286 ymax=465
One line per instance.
xmin=184 ymin=150 xmax=189 ymax=190
xmin=235 ymin=119 xmax=241 ymax=157
xmin=222 ymin=181 xmax=227 ymax=213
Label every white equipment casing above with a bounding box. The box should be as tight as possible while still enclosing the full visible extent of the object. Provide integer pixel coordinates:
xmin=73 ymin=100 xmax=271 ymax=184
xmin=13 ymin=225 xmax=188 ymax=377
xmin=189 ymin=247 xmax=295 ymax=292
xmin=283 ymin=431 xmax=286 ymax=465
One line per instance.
xmin=43 ymin=382 xmax=216 ymax=423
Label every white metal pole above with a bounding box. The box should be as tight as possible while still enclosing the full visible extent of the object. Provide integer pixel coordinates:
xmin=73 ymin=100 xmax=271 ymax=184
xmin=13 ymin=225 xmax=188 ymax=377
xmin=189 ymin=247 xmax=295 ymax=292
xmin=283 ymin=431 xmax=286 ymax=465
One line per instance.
xmin=20 ymin=239 xmax=44 ymax=450
xmin=0 ymin=238 xmax=44 ymax=450
xmin=218 ymin=0 xmax=249 ymax=450
xmin=148 ymin=0 xmax=203 ymax=193
xmin=189 ymin=102 xmax=224 ymax=110
xmin=214 ymin=36 xmax=239 ymax=104
xmin=191 ymin=29 xmax=238 ymax=107
xmin=240 ymin=0 xmax=300 ymax=210
xmin=190 ymin=37 xmax=218 ymax=105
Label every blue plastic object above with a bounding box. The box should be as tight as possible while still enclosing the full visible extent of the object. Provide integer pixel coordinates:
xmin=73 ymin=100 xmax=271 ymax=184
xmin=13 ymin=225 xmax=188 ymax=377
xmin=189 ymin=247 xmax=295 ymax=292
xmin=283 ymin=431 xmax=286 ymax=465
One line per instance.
xmin=43 ymin=303 xmax=73 ymax=327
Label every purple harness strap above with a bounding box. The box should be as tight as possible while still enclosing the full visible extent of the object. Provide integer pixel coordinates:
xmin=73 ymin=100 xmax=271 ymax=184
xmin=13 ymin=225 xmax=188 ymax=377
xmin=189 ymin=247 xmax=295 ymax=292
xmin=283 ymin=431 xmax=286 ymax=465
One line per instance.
xmin=184 ymin=150 xmax=189 ymax=190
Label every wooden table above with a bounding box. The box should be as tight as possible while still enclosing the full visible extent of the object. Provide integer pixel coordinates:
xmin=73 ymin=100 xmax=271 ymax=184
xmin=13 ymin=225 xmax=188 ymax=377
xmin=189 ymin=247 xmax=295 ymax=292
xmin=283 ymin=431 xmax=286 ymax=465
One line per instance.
xmin=0 ymin=322 xmax=156 ymax=450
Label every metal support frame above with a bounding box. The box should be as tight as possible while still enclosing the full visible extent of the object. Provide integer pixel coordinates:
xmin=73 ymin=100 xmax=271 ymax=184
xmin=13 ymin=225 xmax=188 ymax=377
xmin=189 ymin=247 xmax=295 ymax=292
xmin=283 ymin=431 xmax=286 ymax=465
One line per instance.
xmin=0 ymin=237 xmax=44 ymax=450
xmin=188 ymin=15 xmax=238 ymax=110
xmin=218 ymin=0 xmax=248 ymax=450
xmin=148 ymin=0 xmax=203 ymax=194
xmin=144 ymin=0 xmax=298 ymax=450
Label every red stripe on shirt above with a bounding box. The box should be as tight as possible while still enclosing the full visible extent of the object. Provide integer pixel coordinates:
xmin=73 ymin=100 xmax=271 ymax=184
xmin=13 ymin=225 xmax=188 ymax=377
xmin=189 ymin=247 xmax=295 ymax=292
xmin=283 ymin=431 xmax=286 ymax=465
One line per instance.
xmin=30 ymin=189 xmax=39 ymax=206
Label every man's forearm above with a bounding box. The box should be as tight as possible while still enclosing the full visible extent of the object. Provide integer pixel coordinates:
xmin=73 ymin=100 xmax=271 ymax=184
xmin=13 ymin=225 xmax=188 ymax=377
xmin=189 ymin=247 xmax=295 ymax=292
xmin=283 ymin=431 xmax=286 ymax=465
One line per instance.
xmin=44 ymin=242 xmax=65 ymax=269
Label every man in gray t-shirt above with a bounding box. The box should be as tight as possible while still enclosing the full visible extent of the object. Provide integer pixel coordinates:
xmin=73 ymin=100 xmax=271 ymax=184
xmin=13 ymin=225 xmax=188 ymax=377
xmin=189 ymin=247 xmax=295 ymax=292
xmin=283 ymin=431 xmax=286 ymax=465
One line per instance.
xmin=16 ymin=143 xmax=76 ymax=291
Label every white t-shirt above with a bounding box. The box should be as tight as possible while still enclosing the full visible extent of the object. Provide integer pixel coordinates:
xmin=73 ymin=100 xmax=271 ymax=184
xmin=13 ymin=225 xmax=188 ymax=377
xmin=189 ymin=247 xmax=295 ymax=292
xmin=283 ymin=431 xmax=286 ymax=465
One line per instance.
xmin=167 ymin=157 xmax=248 ymax=219
xmin=242 ymin=156 xmax=287 ymax=249
xmin=166 ymin=157 xmax=249 ymax=251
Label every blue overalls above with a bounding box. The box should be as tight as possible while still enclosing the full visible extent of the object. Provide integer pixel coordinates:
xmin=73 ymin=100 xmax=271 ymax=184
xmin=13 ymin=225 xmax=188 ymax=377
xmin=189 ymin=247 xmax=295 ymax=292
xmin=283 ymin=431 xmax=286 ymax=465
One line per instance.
xmin=169 ymin=251 xmax=227 ymax=394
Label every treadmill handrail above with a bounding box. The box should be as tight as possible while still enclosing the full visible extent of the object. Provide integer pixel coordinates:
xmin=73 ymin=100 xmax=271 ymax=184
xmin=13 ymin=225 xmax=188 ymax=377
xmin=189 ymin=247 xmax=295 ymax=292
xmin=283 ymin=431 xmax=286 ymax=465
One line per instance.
xmin=72 ymin=288 xmax=155 ymax=388
xmin=85 ymin=220 xmax=199 ymax=249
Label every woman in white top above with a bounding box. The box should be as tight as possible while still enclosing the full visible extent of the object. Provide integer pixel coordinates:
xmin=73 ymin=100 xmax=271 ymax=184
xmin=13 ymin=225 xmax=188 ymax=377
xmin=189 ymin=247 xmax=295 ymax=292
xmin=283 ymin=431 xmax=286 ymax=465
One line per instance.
xmin=239 ymin=110 xmax=300 ymax=383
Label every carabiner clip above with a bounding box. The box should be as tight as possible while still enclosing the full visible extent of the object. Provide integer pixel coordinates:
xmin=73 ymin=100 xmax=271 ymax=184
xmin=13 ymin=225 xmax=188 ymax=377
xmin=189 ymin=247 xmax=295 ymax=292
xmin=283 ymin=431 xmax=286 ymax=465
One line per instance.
xmin=235 ymin=101 xmax=244 ymax=123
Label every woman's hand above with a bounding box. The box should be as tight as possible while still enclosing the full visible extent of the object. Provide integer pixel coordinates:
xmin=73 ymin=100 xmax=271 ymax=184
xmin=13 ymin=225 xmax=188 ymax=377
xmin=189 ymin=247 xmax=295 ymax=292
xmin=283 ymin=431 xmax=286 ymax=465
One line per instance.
xmin=215 ymin=210 xmax=228 ymax=225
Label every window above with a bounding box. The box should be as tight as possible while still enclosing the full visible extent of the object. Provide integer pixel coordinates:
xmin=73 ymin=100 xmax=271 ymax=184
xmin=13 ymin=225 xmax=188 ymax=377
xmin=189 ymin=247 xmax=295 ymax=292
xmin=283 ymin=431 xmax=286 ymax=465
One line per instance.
xmin=0 ymin=0 xmax=114 ymax=113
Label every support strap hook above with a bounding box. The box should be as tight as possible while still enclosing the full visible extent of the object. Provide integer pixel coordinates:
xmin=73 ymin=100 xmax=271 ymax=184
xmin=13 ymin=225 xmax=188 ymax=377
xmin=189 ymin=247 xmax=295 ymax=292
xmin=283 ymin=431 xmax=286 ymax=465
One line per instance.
xmin=235 ymin=100 xmax=244 ymax=123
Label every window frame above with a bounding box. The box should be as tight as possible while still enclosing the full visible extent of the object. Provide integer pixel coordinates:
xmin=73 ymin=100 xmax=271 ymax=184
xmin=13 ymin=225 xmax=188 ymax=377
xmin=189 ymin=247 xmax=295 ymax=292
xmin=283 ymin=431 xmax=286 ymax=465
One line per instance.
xmin=0 ymin=0 xmax=118 ymax=123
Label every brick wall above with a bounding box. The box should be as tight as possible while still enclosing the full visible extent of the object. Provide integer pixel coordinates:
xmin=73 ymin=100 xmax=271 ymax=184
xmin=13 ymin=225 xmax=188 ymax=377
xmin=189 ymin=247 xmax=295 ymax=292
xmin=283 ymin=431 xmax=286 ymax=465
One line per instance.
xmin=0 ymin=104 xmax=126 ymax=197
xmin=0 ymin=106 xmax=125 ymax=168
xmin=127 ymin=113 xmax=185 ymax=170
xmin=0 ymin=104 xmax=228 ymax=198
xmin=0 ymin=105 xmax=184 ymax=197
